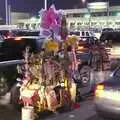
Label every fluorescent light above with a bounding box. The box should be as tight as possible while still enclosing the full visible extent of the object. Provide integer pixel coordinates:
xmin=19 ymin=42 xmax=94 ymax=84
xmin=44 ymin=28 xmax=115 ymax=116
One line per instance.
xmin=88 ymin=2 xmax=108 ymax=10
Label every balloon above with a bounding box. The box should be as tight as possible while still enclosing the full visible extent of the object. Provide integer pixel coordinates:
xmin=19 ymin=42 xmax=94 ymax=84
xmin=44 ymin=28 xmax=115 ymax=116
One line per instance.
xmin=48 ymin=5 xmax=57 ymax=28
xmin=40 ymin=10 xmax=50 ymax=29
xmin=39 ymin=4 xmax=64 ymax=42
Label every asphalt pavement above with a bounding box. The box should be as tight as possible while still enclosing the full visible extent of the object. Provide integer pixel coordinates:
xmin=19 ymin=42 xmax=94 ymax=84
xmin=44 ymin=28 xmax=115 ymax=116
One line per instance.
xmin=0 ymin=59 xmax=118 ymax=120
xmin=0 ymin=71 xmax=111 ymax=120
xmin=0 ymin=95 xmax=108 ymax=120
xmin=45 ymin=97 xmax=108 ymax=120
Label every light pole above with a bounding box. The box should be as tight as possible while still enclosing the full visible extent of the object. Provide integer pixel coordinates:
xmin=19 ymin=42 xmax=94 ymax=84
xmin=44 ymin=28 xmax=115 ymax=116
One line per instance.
xmin=107 ymin=1 xmax=110 ymax=28
xmin=45 ymin=0 xmax=47 ymax=10
xmin=88 ymin=8 xmax=91 ymax=29
xmin=8 ymin=4 xmax=11 ymax=25
xmin=5 ymin=0 xmax=8 ymax=25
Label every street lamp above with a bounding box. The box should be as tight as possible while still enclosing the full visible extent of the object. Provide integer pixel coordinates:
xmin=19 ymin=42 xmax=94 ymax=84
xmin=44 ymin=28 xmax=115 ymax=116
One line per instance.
xmin=45 ymin=0 xmax=47 ymax=10
xmin=5 ymin=0 xmax=11 ymax=25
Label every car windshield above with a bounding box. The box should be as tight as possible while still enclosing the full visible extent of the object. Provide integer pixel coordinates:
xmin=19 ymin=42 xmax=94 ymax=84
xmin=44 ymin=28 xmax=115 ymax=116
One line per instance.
xmin=70 ymin=31 xmax=80 ymax=36
xmin=12 ymin=31 xmax=40 ymax=36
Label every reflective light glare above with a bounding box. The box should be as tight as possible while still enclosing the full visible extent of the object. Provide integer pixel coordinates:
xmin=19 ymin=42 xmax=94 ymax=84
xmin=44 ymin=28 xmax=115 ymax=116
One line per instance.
xmin=110 ymin=72 xmax=114 ymax=77
xmin=15 ymin=37 xmax=22 ymax=41
xmin=95 ymin=89 xmax=104 ymax=98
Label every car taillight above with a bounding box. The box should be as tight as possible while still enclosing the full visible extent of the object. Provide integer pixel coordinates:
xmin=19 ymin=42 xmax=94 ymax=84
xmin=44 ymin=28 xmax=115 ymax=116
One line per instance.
xmin=78 ymin=46 xmax=84 ymax=50
xmin=96 ymin=84 xmax=104 ymax=90
xmin=95 ymin=84 xmax=104 ymax=97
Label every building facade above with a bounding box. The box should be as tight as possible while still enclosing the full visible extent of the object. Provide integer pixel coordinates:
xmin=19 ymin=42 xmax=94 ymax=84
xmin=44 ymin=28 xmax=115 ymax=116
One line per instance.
xmin=65 ymin=5 xmax=120 ymax=30
xmin=10 ymin=12 xmax=31 ymax=28
xmin=16 ymin=5 xmax=120 ymax=30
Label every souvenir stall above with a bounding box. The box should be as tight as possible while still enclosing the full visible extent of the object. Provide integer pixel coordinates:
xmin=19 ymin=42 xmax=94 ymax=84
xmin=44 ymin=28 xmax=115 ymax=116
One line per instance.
xmin=19 ymin=5 xmax=78 ymax=120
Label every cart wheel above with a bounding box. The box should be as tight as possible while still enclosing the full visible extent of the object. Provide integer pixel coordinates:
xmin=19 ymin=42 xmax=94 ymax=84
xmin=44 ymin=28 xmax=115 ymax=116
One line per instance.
xmin=80 ymin=65 xmax=91 ymax=87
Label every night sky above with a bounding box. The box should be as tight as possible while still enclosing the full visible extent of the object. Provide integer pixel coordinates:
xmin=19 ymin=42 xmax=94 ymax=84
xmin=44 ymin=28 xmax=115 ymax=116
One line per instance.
xmin=0 ymin=0 xmax=120 ymax=19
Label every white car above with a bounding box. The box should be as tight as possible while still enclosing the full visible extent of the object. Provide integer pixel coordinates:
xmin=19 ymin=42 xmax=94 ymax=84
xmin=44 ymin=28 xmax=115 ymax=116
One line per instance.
xmin=69 ymin=30 xmax=94 ymax=38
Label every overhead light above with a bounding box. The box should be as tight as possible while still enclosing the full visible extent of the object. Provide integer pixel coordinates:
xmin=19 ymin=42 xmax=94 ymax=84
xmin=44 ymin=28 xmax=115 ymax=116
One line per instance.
xmin=88 ymin=2 xmax=108 ymax=10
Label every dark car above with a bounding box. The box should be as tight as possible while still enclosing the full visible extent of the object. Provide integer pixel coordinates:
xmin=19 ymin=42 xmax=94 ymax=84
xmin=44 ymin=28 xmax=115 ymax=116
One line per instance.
xmin=100 ymin=31 xmax=120 ymax=59
xmin=0 ymin=30 xmax=46 ymax=96
xmin=0 ymin=30 xmax=41 ymax=61
xmin=95 ymin=65 xmax=120 ymax=119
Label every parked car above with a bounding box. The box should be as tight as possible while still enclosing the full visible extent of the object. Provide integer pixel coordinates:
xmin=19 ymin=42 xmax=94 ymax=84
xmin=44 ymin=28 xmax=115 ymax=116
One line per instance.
xmin=0 ymin=29 xmax=47 ymax=96
xmin=100 ymin=31 xmax=120 ymax=59
xmin=95 ymin=65 xmax=120 ymax=119
xmin=69 ymin=30 xmax=94 ymax=38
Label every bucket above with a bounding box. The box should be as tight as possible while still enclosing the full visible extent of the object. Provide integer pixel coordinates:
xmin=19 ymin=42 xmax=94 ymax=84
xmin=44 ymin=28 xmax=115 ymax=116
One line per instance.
xmin=22 ymin=106 xmax=34 ymax=120
xmin=70 ymin=83 xmax=76 ymax=102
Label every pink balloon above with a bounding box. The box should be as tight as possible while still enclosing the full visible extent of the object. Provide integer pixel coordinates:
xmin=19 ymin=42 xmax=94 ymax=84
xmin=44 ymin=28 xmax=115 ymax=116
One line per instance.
xmin=40 ymin=5 xmax=63 ymax=39
xmin=40 ymin=10 xmax=50 ymax=29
